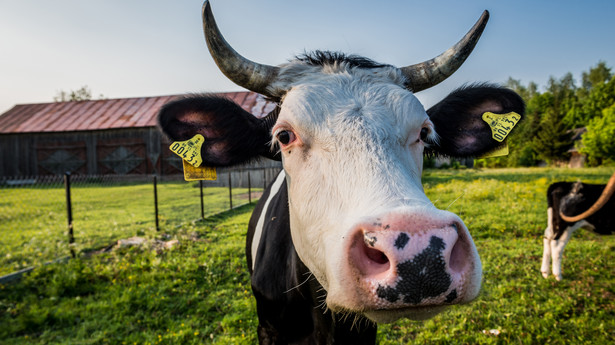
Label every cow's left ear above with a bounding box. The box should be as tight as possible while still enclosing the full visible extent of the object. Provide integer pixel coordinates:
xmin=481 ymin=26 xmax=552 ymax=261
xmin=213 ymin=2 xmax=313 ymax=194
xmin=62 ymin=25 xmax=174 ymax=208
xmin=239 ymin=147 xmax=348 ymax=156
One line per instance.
xmin=426 ymin=84 xmax=525 ymax=157
xmin=158 ymin=95 xmax=280 ymax=167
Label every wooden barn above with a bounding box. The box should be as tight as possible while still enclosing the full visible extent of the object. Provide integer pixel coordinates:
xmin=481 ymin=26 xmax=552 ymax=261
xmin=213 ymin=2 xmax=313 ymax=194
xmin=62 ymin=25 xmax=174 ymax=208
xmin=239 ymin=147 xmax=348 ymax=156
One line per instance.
xmin=0 ymin=92 xmax=276 ymax=177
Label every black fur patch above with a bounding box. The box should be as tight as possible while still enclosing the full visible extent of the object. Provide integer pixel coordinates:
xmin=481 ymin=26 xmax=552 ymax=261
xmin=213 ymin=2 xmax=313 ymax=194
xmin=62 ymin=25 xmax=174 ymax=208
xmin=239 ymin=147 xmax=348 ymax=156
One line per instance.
xmin=445 ymin=289 xmax=457 ymax=303
xmin=376 ymin=236 xmax=451 ymax=304
xmin=296 ymin=50 xmax=391 ymax=69
xmin=394 ymin=233 xmax=410 ymax=250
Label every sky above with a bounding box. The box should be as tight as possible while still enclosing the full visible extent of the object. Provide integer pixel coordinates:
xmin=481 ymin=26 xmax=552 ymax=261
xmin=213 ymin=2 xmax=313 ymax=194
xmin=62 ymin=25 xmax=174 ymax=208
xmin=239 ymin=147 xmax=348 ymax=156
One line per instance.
xmin=1 ymin=0 xmax=614 ymax=114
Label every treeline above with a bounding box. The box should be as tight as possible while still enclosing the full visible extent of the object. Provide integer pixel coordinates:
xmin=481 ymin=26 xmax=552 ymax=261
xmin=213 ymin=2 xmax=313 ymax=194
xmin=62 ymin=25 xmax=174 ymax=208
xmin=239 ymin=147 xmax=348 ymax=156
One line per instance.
xmin=476 ymin=61 xmax=615 ymax=167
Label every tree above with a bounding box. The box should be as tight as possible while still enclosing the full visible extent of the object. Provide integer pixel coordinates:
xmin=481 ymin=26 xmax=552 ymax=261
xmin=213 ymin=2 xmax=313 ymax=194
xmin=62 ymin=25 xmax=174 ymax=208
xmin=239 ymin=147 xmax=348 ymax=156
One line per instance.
xmin=532 ymin=107 xmax=572 ymax=164
xmin=54 ymin=86 xmax=103 ymax=102
xmin=580 ymin=104 xmax=615 ymax=166
xmin=580 ymin=76 xmax=615 ymax=120
xmin=581 ymin=61 xmax=613 ymax=90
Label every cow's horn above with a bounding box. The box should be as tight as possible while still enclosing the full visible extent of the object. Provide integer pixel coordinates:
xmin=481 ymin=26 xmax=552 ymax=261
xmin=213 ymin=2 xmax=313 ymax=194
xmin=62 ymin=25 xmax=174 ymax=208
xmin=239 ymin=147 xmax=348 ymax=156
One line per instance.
xmin=401 ymin=10 xmax=489 ymax=93
xmin=560 ymin=172 xmax=615 ymax=222
xmin=202 ymin=1 xmax=279 ymax=97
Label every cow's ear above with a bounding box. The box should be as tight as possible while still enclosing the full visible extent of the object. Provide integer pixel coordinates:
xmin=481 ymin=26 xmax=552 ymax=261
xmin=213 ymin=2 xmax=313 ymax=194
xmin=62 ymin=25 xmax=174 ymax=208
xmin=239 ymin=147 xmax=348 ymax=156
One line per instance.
xmin=157 ymin=95 xmax=280 ymax=167
xmin=426 ymin=84 xmax=525 ymax=157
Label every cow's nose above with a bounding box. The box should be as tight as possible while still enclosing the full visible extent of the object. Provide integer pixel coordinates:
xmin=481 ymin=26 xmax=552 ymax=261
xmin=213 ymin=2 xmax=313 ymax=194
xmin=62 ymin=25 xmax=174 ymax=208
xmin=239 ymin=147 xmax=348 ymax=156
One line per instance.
xmin=348 ymin=215 xmax=470 ymax=306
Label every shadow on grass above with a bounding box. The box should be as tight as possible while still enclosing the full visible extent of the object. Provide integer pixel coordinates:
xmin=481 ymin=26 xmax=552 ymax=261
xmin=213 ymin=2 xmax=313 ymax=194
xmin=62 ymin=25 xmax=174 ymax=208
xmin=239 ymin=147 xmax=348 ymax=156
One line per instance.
xmin=422 ymin=167 xmax=613 ymax=184
xmin=199 ymin=203 xmax=256 ymax=225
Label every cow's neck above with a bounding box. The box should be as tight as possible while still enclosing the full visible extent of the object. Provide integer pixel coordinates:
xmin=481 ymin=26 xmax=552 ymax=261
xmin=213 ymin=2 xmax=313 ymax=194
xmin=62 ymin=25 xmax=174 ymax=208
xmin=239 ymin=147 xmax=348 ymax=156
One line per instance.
xmin=248 ymin=171 xmax=377 ymax=344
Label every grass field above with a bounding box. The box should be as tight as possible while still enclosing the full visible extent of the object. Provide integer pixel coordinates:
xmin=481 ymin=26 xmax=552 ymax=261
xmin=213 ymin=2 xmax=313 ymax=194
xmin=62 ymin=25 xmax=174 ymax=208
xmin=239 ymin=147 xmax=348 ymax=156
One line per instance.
xmin=1 ymin=168 xmax=614 ymax=344
xmin=0 ymin=178 xmax=259 ymax=276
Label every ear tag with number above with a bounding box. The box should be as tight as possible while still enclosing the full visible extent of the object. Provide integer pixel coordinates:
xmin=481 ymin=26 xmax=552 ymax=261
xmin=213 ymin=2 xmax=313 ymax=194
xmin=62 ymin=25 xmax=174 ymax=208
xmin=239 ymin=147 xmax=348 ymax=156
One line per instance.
xmin=169 ymin=134 xmax=205 ymax=167
xmin=169 ymin=134 xmax=217 ymax=181
xmin=482 ymin=112 xmax=521 ymax=142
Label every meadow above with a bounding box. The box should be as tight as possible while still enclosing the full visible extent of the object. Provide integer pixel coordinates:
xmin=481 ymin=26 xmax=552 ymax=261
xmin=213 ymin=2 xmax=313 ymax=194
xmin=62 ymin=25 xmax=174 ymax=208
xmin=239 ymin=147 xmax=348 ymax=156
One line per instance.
xmin=0 ymin=167 xmax=614 ymax=344
xmin=0 ymin=177 xmax=257 ymax=276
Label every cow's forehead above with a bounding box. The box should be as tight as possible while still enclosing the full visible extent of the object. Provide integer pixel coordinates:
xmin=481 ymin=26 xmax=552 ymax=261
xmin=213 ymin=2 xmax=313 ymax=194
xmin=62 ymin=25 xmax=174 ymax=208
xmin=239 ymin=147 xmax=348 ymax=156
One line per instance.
xmin=276 ymin=64 xmax=429 ymax=139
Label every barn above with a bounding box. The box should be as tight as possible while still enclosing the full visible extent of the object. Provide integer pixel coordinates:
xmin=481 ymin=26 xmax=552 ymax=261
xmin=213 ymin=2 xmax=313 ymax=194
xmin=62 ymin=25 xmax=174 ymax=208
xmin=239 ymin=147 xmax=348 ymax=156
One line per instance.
xmin=0 ymin=92 xmax=276 ymax=177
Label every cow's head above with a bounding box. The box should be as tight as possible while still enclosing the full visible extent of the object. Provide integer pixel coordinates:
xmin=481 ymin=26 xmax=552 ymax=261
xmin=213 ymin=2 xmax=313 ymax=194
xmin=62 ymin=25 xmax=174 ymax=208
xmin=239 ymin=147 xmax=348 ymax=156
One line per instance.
xmin=158 ymin=1 xmax=525 ymax=323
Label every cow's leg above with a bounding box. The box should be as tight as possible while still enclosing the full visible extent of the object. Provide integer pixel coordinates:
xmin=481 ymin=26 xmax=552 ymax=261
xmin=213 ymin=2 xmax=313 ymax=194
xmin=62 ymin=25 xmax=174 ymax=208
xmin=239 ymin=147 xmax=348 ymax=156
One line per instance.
xmin=550 ymin=221 xmax=589 ymax=281
xmin=541 ymin=208 xmax=554 ymax=278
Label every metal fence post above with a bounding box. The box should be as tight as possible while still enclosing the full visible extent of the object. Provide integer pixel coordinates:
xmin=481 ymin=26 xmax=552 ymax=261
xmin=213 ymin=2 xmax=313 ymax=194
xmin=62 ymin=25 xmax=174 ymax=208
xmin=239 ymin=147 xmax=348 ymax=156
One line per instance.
xmin=64 ymin=173 xmax=76 ymax=258
xmin=200 ymin=180 xmax=205 ymax=219
xmin=153 ymin=175 xmax=159 ymax=231
xmin=248 ymin=170 xmax=252 ymax=204
xmin=228 ymin=171 xmax=233 ymax=210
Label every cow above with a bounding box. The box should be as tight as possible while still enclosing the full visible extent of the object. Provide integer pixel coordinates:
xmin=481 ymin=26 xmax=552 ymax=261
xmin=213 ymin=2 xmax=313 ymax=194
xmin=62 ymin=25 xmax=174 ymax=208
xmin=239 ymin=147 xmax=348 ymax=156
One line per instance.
xmin=158 ymin=1 xmax=525 ymax=344
xmin=541 ymin=172 xmax=615 ymax=281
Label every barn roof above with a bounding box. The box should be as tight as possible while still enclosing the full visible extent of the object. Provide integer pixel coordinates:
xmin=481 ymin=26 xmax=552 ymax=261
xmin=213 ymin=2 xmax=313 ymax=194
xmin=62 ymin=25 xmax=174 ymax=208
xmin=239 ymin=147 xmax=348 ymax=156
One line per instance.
xmin=0 ymin=92 xmax=275 ymax=134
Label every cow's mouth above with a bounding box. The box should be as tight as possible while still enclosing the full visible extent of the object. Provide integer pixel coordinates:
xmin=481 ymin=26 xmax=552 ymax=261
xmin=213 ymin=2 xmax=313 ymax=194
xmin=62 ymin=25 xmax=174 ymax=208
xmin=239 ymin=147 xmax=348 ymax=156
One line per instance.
xmin=362 ymin=304 xmax=448 ymax=323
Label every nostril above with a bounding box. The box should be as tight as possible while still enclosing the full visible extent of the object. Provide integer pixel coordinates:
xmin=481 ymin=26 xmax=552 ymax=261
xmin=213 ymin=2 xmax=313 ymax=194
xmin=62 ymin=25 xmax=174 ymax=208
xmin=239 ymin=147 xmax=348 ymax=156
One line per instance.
xmin=364 ymin=246 xmax=389 ymax=265
xmin=350 ymin=231 xmax=391 ymax=279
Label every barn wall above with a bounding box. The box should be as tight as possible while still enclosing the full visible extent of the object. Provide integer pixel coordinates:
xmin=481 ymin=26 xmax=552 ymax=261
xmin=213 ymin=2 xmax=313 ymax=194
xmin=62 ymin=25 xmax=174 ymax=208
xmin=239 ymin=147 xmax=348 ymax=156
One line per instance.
xmin=0 ymin=128 xmax=180 ymax=177
xmin=0 ymin=129 xmax=283 ymax=183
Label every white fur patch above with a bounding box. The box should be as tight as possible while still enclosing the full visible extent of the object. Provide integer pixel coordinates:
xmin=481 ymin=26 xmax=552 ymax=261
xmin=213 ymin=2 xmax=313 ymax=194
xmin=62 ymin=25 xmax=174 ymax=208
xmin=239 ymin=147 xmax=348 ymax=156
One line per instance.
xmin=251 ymin=170 xmax=286 ymax=270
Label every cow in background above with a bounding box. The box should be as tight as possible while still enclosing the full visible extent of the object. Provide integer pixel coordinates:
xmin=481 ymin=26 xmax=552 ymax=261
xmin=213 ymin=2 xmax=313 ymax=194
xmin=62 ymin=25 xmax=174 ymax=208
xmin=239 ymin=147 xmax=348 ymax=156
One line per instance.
xmin=158 ymin=1 xmax=525 ymax=343
xmin=541 ymin=172 xmax=615 ymax=280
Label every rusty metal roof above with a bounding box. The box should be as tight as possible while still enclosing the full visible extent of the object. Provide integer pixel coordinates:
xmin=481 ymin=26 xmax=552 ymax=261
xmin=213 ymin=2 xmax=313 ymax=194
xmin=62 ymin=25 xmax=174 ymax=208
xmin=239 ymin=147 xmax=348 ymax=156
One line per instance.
xmin=0 ymin=92 xmax=276 ymax=134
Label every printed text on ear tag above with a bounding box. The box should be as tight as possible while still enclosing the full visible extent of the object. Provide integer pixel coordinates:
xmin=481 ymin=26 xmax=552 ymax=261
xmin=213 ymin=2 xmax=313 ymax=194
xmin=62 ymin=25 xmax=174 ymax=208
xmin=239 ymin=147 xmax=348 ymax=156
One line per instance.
xmin=169 ymin=134 xmax=204 ymax=167
xmin=482 ymin=112 xmax=521 ymax=142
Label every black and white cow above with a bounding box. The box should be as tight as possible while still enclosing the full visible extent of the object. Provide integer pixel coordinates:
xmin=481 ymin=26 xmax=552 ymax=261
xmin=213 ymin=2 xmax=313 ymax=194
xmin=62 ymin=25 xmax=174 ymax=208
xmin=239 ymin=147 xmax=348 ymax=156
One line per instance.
xmin=158 ymin=1 xmax=525 ymax=344
xmin=541 ymin=173 xmax=615 ymax=281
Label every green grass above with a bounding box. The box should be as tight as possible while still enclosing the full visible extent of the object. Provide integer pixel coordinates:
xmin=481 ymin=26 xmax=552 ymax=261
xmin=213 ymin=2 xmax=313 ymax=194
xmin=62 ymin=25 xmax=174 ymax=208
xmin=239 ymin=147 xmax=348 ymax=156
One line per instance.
xmin=1 ymin=168 xmax=614 ymax=344
xmin=0 ymin=179 xmax=260 ymax=276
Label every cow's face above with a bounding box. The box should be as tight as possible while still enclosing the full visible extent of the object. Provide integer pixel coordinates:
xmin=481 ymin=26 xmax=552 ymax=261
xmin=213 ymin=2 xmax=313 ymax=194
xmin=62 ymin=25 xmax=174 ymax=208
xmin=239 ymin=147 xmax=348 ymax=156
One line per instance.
xmin=157 ymin=1 xmax=525 ymax=323
xmin=270 ymin=61 xmax=480 ymax=322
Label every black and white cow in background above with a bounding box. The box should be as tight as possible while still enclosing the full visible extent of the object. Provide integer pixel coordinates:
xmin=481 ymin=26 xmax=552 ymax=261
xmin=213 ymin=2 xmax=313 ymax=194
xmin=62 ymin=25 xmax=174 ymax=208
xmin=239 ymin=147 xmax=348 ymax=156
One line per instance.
xmin=158 ymin=1 xmax=525 ymax=344
xmin=541 ymin=173 xmax=615 ymax=281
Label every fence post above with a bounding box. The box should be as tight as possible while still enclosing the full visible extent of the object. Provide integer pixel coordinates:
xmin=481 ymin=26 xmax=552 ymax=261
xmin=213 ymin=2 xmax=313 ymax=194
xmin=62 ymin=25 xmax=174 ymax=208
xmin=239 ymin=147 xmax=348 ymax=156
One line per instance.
xmin=248 ymin=170 xmax=252 ymax=204
xmin=153 ymin=175 xmax=159 ymax=231
xmin=200 ymin=180 xmax=205 ymax=219
xmin=263 ymin=168 xmax=267 ymax=191
xmin=64 ymin=173 xmax=76 ymax=258
xmin=228 ymin=171 xmax=233 ymax=210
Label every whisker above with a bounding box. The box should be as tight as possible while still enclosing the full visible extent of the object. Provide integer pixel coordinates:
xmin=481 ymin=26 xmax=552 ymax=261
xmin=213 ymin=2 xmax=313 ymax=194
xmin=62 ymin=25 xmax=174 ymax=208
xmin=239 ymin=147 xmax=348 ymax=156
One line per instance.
xmin=446 ymin=192 xmax=466 ymax=210
xmin=283 ymin=273 xmax=313 ymax=294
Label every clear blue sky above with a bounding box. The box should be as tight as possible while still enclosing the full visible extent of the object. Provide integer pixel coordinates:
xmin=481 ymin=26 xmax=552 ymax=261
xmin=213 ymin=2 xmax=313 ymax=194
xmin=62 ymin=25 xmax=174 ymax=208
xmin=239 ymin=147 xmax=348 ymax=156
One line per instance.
xmin=1 ymin=0 xmax=613 ymax=114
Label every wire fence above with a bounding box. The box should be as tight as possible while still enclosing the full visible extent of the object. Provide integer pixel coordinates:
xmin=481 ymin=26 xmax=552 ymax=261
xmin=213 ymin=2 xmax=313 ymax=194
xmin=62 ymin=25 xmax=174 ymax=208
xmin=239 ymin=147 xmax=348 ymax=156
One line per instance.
xmin=0 ymin=166 xmax=282 ymax=278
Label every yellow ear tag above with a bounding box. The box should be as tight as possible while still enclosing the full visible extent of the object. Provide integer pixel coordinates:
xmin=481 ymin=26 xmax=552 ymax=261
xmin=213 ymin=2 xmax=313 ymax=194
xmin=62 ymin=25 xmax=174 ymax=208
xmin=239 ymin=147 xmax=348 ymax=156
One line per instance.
xmin=182 ymin=160 xmax=217 ymax=181
xmin=169 ymin=134 xmax=217 ymax=181
xmin=169 ymin=134 xmax=205 ymax=167
xmin=482 ymin=112 xmax=521 ymax=142
xmin=479 ymin=144 xmax=509 ymax=159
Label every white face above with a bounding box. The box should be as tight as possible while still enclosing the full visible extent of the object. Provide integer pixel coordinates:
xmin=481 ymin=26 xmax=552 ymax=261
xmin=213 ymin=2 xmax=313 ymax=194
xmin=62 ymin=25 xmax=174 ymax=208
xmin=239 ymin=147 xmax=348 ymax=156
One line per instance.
xmin=270 ymin=63 xmax=481 ymax=321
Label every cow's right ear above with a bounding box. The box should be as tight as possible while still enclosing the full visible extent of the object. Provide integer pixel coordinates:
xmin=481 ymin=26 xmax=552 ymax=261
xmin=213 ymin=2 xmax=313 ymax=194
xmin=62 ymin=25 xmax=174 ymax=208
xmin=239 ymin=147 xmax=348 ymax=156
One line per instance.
xmin=157 ymin=95 xmax=280 ymax=167
xmin=426 ymin=84 xmax=525 ymax=158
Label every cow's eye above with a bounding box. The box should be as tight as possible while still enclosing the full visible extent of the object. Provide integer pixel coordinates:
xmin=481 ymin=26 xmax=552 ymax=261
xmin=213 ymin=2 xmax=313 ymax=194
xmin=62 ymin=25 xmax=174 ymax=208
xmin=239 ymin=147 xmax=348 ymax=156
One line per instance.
xmin=277 ymin=130 xmax=295 ymax=145
xmin=420 ymin=127 xmax=429 ymax=142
